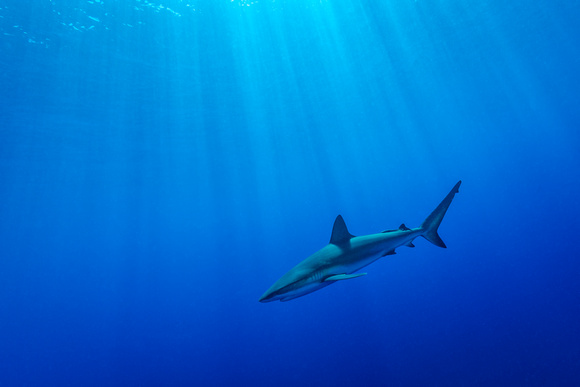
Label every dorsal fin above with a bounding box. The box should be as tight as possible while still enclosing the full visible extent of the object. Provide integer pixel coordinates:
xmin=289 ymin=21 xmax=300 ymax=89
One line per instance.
xmin=398 ymin=223 xmax=411 ymax=231
xmin=329 ymin=215 xmax=355 ymax=244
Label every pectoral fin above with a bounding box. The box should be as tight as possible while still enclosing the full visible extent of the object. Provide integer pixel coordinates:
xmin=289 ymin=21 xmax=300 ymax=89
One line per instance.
xmin=324 ymin=273 xmax=367 ymax=282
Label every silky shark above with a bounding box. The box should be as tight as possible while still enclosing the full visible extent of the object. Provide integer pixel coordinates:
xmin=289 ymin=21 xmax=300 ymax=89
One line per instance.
xmin=259 ymin=181 xmax=462 ymax=302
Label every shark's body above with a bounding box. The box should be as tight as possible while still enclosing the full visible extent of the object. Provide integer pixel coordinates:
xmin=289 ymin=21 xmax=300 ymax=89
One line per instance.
xmin=259 ymin=181 xmax=462 ymax=302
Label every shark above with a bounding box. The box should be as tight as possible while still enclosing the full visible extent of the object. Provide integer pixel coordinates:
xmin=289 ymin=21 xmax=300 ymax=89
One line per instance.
xmin=259 ymin=181 xmax=462 ymax=302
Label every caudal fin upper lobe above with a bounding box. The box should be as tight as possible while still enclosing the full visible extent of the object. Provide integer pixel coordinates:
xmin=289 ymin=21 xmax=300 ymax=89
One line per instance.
xmin=420 ymin=181 xmax=462 ymax=248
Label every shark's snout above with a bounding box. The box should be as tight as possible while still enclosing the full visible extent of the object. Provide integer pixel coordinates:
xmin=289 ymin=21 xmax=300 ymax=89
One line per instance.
xmin=259 ymin=292 xmax=275 ymax=303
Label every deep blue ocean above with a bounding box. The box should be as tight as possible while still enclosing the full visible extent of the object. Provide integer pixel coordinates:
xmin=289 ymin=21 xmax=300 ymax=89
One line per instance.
xmin=1 ymin=0 xmax=580 ymax=385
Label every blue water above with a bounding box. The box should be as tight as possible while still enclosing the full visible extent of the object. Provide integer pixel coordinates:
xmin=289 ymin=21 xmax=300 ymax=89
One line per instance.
xmin=1 ymin=0 xmax=580 ymax=385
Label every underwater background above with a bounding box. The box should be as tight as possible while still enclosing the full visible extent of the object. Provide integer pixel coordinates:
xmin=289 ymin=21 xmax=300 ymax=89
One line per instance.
xmin=1 ymin=0 xmax=580 ymax=385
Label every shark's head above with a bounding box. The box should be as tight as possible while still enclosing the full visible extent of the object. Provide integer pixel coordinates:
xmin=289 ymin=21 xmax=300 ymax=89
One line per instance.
xmin=259 ymin=276 xmax=332 ymax=303
xmin=259 ymin=283 xmax=294 ymax=302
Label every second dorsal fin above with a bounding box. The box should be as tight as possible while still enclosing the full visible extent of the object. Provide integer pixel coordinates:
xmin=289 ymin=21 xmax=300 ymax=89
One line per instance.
xmin=329 ymin=215 xmax=355 ymax=244
xmin=399 ymin=223 xmax=411 ymax=231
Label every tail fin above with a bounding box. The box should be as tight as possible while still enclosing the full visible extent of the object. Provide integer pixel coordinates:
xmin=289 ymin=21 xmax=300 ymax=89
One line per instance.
xmin=420 ymin=181 xmax=462 ymax=248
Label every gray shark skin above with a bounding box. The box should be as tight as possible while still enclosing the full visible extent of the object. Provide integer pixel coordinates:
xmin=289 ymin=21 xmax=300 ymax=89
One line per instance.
xmin=259 ymin=181 xmax=462 ymax=303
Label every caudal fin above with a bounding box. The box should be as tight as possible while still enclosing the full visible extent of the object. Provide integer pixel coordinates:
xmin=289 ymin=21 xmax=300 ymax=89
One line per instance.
xmin=420 ymin=181 xmax=462 ymax=248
